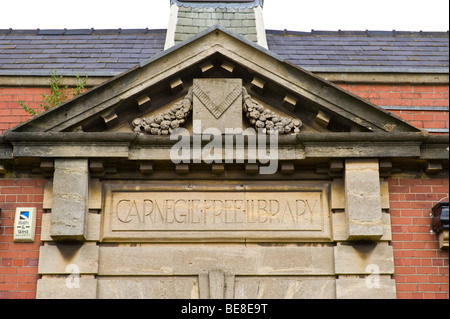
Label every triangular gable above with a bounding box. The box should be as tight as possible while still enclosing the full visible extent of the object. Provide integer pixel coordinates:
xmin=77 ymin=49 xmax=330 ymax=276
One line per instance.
xmin=9 ymin=25 xmax=421 ymax=135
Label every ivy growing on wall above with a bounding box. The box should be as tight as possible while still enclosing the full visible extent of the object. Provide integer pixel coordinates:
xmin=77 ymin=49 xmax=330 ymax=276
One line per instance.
xmin=18 ymin=69 xmax=87 ymax=116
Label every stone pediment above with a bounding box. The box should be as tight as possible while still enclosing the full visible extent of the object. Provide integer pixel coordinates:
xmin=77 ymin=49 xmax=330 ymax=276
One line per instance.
xmin=9 ymin=26 xmax=420 ymax=136
xmin=129 ymin=78 xmax=302 ymax=136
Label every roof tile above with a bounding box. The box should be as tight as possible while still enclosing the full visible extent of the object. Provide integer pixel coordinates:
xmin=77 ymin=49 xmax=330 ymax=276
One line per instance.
xmin=0 ymin=28 xmax=447 ymax=76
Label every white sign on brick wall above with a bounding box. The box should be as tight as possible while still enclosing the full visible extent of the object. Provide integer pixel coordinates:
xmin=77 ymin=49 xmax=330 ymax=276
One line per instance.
xmin=13 ymin=207 xmax=37 ymax=242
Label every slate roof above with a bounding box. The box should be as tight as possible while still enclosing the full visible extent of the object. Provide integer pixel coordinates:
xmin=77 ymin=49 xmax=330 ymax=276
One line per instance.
xmin=0 ymin=29 xmax=166 ymax=76
xmin=268 ymin=30 xmax=449 ymax=73
xmin=172 ymin=0 xmax=264 ymax=8
xmin=0 ymin=28 xmax=448 ymax=76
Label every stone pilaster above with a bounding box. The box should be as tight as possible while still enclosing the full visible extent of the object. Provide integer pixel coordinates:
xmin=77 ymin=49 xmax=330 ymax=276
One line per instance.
xmin=50 ymin=159 xmax=89 ymax=241
xmin=334 ymin=243 xmax=396 ymax=299
xmin=344 ymin=159 xmax=384 ymax=241
xmin=36 ymin=242 xmax=99 ymax=299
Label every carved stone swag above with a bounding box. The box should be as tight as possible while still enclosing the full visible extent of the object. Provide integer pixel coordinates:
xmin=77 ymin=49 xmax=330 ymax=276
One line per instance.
xmin=131 ymin=85 xmax=303 ymax=135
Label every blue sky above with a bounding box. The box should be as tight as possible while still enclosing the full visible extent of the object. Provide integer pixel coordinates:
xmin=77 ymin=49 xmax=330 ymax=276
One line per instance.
xmin=1 ymin=0 xmax=449 ymax=31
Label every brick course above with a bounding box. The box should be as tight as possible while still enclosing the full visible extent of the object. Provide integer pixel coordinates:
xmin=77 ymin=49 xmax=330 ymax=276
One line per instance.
xmin=0 ymin=179 xmax=46 ymax=299
xmin=388 ymin=177 xmax=449 ymax=299
xmin=338 ymin=84 xmax=449 ymax=134
xmin=0 ymin=87 xmax=49 ymax=134
xmin=0 ymin=87 xmax=80 ymax=134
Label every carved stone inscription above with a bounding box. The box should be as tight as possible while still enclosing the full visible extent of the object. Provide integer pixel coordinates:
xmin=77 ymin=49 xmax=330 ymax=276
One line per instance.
xmin=112 ymin=192 xmax=321 ymax=231
xmin=102 ymin=183 xmax=331 ymax=242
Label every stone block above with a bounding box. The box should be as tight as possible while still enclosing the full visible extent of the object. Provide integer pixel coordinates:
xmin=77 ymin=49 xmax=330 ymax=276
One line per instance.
xmin=97 ymin=245 xmax=335 ymax=299
xmin=50 ymin=159 xmax=89 ymax=241
xmin=220 ymin=61 xmax=235 ymax=74
xmin=136 ymin=94 xmax=151 ymax=111
xmin=184 ymin=12 xmax=199 ymax=19
xmin=380 ymin=181 xmax=390 ymax=210
xmin=332 ymin=178 xmax=390 ymax=211
xmin=43 ymin=178 xmax=102 ymax=210
xmin=198 ymin=12 xmax=211 ymax=19
xmin=88 ymin=178 xmax=102 ymax=210
xmin=194 ymin=19 xmax=206 ymax=27
xmin=176 ymin=17 xmax=192 ymax=26
xmin=98 ymin=245 xmax=335 ymax=276
xmin=234 ymin=276 xmax=336 ymax=299
xmin=97 ymin=277 xmax=199 ymax=299
xmin=43 ymin=180 xmax=52 ymax=210
xmin=336 ymin=276 xmax=396 ymax=299
xmin=205 ymin=19 xmax=218 ymax=27
xmin=41 ymin=213 xmax=51 ymax=241
xmin=235 ymin=27 xmax=252 ymax=36
xmin=234 ymin=13 xmax=249 ymax=20
xmin=243 ymin=19 xmax=257 ymax=27
xmin=245 ymin=34 xmax=258 ymax=43
xmin=97 ymin=275 xmax=335 ymax=300
xmin=220 ymin=20 xmax=232 ymax=28
xmin=36 ymin=276 xmax=97 ymax=299
xmin=223 ymin=13 xmax=235 ymax=20
xmin=332 ymin=212 xmax=392 ymax=242
xmin=38 ymin=242 xmax=99 ymax=275
xmin=345 ymin=159 xmax=383 ymax=241
xmin=334 ymin=243 xmax=394 ymax=275
xmin=185 ymin=26 xmax=200 ymax=34
xmin=251 ymin=77 xmax=265 ymax=94
xmin=41 ymin=213 xmax=100 ymax=242
xmin=209 ymin=270 xmax=225 ymax=299
xmin=331 ymin=178 xmax=345 ymax=210
xmin=315 ymin=111 xmax=332 ymax=128
xmin=211 ymin=12 xmax=223 ymax=20
xmin=347 ymin=222 xmax=384 ymax=241
xmin=193 ymin=78 xmax=243 ymax=133
xmin=283 ymin=94 xmax=298 ymax=108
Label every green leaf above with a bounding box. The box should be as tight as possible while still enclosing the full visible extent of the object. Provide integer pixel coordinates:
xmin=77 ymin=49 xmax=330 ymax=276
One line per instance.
xmin=17 ymin=69 xmax=88 ymax=117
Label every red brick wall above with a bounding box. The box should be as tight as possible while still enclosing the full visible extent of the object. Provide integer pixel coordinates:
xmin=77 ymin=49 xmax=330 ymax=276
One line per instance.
xmin=0 ymin=87 xmax=51 ymax=134
xmin=388 ymin=177 xmax=449 ymax=299
xmin=338 ymin=84 xmax=449 ymax=134
xmin=0 ymin=179 xmax=46 ymax=299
